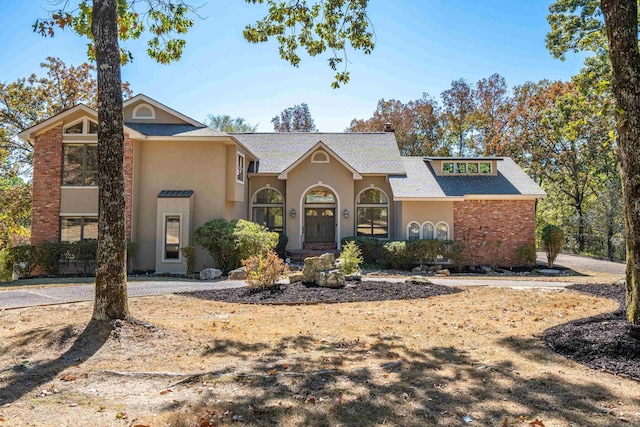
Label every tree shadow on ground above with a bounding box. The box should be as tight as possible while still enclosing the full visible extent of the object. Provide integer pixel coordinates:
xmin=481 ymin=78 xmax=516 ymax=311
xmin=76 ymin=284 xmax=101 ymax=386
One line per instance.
xmin=0 ymin=319 xmax=111 ymax=405
xmin=164 ymin=333 xmax=633 ymax=426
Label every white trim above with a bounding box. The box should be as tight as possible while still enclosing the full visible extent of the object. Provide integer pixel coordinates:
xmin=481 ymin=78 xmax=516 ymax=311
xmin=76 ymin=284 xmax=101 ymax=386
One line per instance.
xmin=132 ymin=103 xmax=156 ymax=119
xmin=236 ymin=152 xmax=246 ymax=184
xmin=356 ymin=187 xmax=390 ymax=205
xmin=18 ymin=104 xmax=96 ymax=141
xmin=299 ymin=183 xmax=341 ymax=250
xmin=407 ymin=221 xmax=420 ymax=240
xmin=279 ymin=141 xmax=362 ymax=180
xmin=63 ymin=117 xmax=99 ymax=136
xmin=421 ymin=221 xmax=435 ymax=239
xmin=250 ymin=187 xmax=285 ymax=232
xmin=61 ymin=186 xmax=98 ymax=190
xmin=124 ymin=94 xmax=204 ymax=127
xmin=311 ymin=150 xmax=330 ymax=164
xmin=355 ymin=187 xmax=390 ymax=239
xmin=62 ymin=140 xmax=97 ymax=144
xmin=161 ymin=213 xmax=183 ymax=263
xmin=59 ymin=213 xmax=98 ymax=216
xmin=435 ymin=221 xmax=450 ymax=240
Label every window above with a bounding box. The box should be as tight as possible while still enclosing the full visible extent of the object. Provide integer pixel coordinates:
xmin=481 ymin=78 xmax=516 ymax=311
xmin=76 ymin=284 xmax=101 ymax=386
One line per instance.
xmin=311 ymin=151 xmax=330 ymax=163
xmin=64 ymin=118 xmax=98 ymax=135
xmin=479 ymin=162 xmax=491 ymax=174
xmin=407 ymin=222 xmax=420 ymax=240
xmin=422 ymin=222 xmax=434 ymax=240
xmin=60 ymin=217 xmax=98 ymax=242
xmin=442 ymin=162 xmax=454 ymax=174
xmin=436 ymin=222 xmax=449 ymax=240
xmin=89 ymin=121 xmax=99 ymax=134
xmin=252 ymin=188 xmax=284 ymax=233
xmin=132 ymin=103 xmax=156 ymax=119
xmin=65 ymin=122 xmax=83 ymax=134
xmin=165 ymin=216 xmax=180 ymax=260
xmin=357 ymin=188 xmax=388 ymax=238
xmin=306 ymin=187 xmax=336 ymax=204
xmin=63 ymin=144 xmax=98 ymax=186
xmin=467 ymin=163 xmax=479 ymax=174
xmin=236 ymin=153 xmax=245 ymax=183
xmin=455 ymin=163 xmax=467 ymax=174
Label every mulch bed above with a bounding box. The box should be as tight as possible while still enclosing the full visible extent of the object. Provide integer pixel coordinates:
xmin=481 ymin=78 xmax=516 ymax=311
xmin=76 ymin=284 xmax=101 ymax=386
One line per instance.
xmin=543 ymin=283 xmax=640 ymax=380
xmin=178 ymin=280 xmax=460 ymax=305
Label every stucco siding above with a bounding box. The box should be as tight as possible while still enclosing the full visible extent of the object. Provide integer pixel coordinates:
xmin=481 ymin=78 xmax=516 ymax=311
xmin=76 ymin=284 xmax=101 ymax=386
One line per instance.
xmin=59 ymin=187 xmax=98 ymax=214
xmin=399 ymin=201 xmax=455 ymax=240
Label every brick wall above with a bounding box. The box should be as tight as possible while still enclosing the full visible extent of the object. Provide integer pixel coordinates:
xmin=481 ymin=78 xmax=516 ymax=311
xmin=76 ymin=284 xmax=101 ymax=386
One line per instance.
xmin=453 ymin=199 xmax=536 ymax=267
xmin=31 ymin=126 xmax=63 ymax=245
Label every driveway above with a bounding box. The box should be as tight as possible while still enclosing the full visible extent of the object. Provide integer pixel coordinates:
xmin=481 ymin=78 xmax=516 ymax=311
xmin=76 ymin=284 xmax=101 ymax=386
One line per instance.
xmin=536 ymin=252 xmax=626 ymax=275
xmin=0 ymin=280 xmax=246 ymax=310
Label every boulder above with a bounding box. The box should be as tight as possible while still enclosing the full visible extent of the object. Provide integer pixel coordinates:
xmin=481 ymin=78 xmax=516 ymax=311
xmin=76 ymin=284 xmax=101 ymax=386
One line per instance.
xmin=479 ymin=266 xmax=493 ymax=274
xmin=228 ymin=267 xmax=246 ymax=280
xmin=288 ymin=264 xmax=302 ymax=272
xmin=302 ymin=253 xmax=335 ymax=283
xmin=199 ymin=268 xmax=223 ymax=281
xmin=288 ymin=271 xmax=304 ymax=283
xmin=539 ymin=269 xmax=560 ymax=275
xmin=344 ymin=271 xmax=362 ymax=282
xmin=405 ymin=275 xmax=432 ymax=285
xmin=436 ymin=269 xmax=451 ymax=277
xmin=411 ymin=266 xmax=423 ymax=274
xmin=318 ymin=269 xmax=345 ymax=288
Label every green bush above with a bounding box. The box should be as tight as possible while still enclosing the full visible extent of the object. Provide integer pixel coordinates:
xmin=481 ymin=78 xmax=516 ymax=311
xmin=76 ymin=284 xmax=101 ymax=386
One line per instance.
xmin=341 ymin=236 xmax=381 ymax=263
xmin=275 ymin=233 xmax=288 ymax=259
xmin=69 ymin=240 xmax=97 ymax=276
xmin=381 ymin=241 xmax=415 ymax=270
xmin=36 ymin=242 xmax=71 ymax=276
xmin=408 ymin=239 xmax=444 ymax=267
xmin=4 ymin=245 xmax=37 ymax=279
xmin=233 ymin=219 xmax=279 ymax=260
xmin=180 ymin=246 xmax=196 ymax=275
xmin=242 ymin=250 xmax=286 ymax=289
xmin=0 ymin=248 xmax=11 ymax=281
xmin=194 ymin=218 xmax=239 ymax=273
xmin=127 ymin=241 xmax=139 ymax=272
xmin=443 ymin=240 xmax=465 ymax=271
xmin=338 ymin=241 xmax=363 ymax=274
xmin=516 ymin=244 xmax=537 ymax=267
xmin=541 ymin=224 xmax=564 ymax=268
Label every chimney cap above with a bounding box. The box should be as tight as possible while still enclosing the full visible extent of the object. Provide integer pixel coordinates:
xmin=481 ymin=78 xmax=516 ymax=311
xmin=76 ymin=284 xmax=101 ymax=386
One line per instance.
xmin=384 ymin=122 xmax=394 ymax=132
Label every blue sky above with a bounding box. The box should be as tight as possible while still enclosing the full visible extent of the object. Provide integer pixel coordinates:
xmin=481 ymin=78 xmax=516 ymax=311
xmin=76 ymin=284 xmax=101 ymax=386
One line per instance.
xmin=0 ymin=1 xmax=585 ymax=132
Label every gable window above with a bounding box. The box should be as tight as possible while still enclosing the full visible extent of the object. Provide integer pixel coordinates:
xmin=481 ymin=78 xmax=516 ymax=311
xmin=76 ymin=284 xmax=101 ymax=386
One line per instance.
xmin=311 ymin=151 xmax=330 ymax=163
xmin=357 ymin=188 xmax=389 ymax=238
xmin=61 ymin=216 xmax=98 ymax=242
xmin=132 ymin=103 xmax=156 ymax=119
xmin=64 ymin=118 xmax=98 ymax=135
xmin=63 ymin=144 xmax=98 ymax=186
xmin=252 ymin=188 xmax=284 ymax=233
xmin=236 ymin=153 xmax=245 ymax=183
xmin=164 ymin=216 xmax=181 ymax=260
xmin=407 ymin=222 xmax=420 ymax=240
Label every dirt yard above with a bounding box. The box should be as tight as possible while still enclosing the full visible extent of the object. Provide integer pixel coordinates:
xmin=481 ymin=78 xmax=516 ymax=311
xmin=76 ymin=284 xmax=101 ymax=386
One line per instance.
xmin=0 ymin=285 xmax=638 ymax=426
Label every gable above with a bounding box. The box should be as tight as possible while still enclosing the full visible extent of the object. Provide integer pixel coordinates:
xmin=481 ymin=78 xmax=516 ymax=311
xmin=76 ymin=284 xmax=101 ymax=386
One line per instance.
xmin=123 ymin=94 xmax=203 ymax=126
xmin=277 ymin=142 xmax=362 ymax=180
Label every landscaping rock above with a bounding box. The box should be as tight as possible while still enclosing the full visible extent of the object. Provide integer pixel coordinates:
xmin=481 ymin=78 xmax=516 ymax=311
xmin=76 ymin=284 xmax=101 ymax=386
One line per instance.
xmin=539 ymin=269 xmax=560 ymax=275
xmin=344 ymin=272 xmax=362 ymax=281
xmin=288 ymin=271 xmax=304 ymax=283
xmin=302 ymin=253 xmax=335 ymax=283
xmin=318 ymin=269 xmax=345 ymax=288
xmin=288 ymin=264 xmax=302 ymax=272
xmin=228 ymin=267 xmax=246 ymax=280
xmin=436 ymin=269 xmax=451 ymax=277
xmin=405 ymin=276 xmax=432 ymax=285
xmin=479 ymin=266 xmax=493 ymax=274
xmin=199 ymin=268 xmax=223 ymax=281
xmin=411 ymin=266 xmax=423 ymax=274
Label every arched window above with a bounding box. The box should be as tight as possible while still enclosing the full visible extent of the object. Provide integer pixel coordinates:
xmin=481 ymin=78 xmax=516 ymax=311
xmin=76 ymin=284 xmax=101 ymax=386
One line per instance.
xmin=407 ymin=222 xmax=420 ymax=240
xmin=311 ymin=151 xmax=330 ymax=163
xmin=436 ymin=222 xmax=449 ymax=240
xmin=132 ymin=103 xmax=156 ymax=119
xmin=422 ymin=222 xmax=435 ymax=240
xmin=305 ymin=187 xmax=335 ymax=204
xmin=252 ymin=188 xmax=284 ymax=233
xmin=357 ymin=188 xmax=389 ymax=238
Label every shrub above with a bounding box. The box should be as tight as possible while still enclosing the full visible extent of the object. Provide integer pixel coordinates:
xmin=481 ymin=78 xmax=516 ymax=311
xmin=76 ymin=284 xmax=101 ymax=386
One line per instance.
xmin=341 ymin=236 xmax=381 ymax=263
xmin=541 ymin=224 xmax=564 ymax=268
xmin=381 ymin=241 xmax=414 ymax=270
xmin=0 ymin=249 xmax=11 ymax=281
xmin=338 ymin=241 xmax=363 ymax=274
xmin=275 ymin=233 xmax=288 ymax=259
xmin=233 ymin=219 xmax=279 ymax=260
xmin=516 ymin=244 xmax=537 ymax=267
xmin=408 ymin=239 xmax=443 ymax=268
xmin=242 ymin=250 xmax=286 ymax=289
xmin=36 ymin=242 xmax=71 ymax=276
xmin=180 ymin=246 xmax=196 ymax=275
xmin=194 ymin=218 xmax=239 ymax=273
xmin=4 ymin=245 xmax=37 ymax=279
xmin=443 ymin=240 xmax=465 ymax=271
xmin=69 ymin=240 xmax=97 ymax=276
xmin=127 ymin=242 xmax=139 ymax=272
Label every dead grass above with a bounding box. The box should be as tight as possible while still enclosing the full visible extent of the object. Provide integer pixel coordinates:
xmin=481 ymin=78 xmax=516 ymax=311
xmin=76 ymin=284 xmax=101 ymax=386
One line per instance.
xmin=0 ymin=286 xmax=638 ymax=426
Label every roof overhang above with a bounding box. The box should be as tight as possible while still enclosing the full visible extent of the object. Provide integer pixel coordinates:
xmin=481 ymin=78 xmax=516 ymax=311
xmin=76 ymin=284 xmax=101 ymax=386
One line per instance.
xmin=277 ymin=141 xmax=362 ymax=180
xmin=18 ymin=104 xmax=96 ymax=141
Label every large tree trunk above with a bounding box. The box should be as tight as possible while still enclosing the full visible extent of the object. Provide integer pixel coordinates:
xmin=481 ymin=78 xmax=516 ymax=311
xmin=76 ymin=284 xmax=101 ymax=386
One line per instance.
xmin=92 ymin=0 xmax=129 ymax=321
xmin=601 ymin=0 xmax=640 ymax=324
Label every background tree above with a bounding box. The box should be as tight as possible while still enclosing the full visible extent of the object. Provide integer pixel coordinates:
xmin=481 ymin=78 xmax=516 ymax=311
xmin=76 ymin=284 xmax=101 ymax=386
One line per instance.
xmin=472 ymin=73 xmax=511 ymax=156
xmin=441 ymin=78 xmax=475 ymax=156
xmin=272 ymin=103 xmax=317 ymax=132
xmin=205 ymin=114 xmax=258 ymax=133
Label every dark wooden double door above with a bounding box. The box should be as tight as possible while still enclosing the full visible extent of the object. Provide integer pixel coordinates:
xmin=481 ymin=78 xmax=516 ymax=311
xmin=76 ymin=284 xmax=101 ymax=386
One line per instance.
xmin=304 ymin=208 xmax=335 ymax=243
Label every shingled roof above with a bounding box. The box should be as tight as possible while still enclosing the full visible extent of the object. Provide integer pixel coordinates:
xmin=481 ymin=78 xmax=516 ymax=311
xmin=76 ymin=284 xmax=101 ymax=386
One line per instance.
xmin=232 ymin=132 xmax=406 ymax=175
xmin=389 ymin=157 xmax=546 ymax=199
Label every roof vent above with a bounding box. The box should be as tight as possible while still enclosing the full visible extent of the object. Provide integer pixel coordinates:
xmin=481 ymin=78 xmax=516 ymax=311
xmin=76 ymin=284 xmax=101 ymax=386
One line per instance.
xmin=384 ymin=123 xmax=394 ymax=132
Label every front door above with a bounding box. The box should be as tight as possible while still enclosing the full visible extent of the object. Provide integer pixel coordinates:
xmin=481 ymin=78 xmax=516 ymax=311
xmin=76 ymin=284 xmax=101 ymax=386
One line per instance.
xmin=305 ymin=208 xmax=335 ymax=243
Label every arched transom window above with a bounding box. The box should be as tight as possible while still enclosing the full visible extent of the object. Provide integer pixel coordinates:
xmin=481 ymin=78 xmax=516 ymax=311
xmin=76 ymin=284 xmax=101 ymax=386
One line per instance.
xmin=356 ymin=188 xmax=389 ymax=238
xmin=252 ymin=188 xmax=284 ymax=233
xmin=305 ymin=187 xmax=336 ymax=204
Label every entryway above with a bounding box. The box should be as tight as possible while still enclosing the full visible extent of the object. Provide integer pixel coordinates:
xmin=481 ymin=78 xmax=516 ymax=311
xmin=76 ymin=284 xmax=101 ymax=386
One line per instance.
xmin=303 ymin=186 xmax=337 ymax=250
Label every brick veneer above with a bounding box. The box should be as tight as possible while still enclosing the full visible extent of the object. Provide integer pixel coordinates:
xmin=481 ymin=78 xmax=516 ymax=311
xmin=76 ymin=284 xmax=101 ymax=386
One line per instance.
xmin=31 ymin=125 xmax=134 ymax=244
xmin=31 ymin=126 xmax=63 ymax=245
xmin=453 ymin=199 xmax=536 ymax=267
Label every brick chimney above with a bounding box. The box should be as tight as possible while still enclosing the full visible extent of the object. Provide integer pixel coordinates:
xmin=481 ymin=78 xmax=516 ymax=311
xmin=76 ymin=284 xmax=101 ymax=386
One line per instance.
xmin=384 ymin=122 xmax=394 ymax=132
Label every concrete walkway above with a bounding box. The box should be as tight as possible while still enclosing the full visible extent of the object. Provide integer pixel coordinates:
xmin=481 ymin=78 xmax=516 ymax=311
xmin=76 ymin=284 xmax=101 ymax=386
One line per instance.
xmin=0 ymin=280 xmax=246 ymax=310
xmin=536 ymin=252 xmax=626 ymax=275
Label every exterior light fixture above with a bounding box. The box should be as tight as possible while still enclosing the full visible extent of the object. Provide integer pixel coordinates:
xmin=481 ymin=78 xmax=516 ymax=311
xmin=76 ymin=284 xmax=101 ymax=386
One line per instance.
xmin=343 ymin=209 xmax=349 ymax=218
xmin=290 ymin=208 xmax=296 ymax=218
